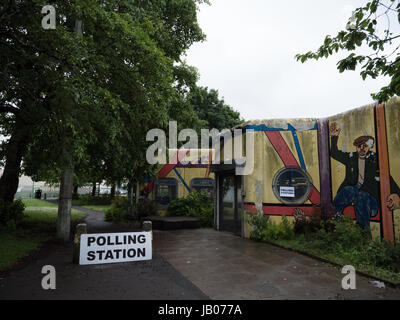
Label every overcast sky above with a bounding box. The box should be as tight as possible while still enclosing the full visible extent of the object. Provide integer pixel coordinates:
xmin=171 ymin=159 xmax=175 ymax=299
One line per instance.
xmin=185 ymin=0 xmax=394 ymax=121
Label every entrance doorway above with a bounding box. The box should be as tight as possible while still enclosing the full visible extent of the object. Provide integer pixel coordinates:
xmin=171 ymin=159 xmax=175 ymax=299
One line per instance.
xmin=217 ymin=173 xmax=243 ymax=236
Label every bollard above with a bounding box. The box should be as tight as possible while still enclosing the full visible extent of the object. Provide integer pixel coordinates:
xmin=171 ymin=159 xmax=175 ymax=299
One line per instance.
xmin=143 ymin=220 xmax=153 ymax=240
xmin=72 ymin=223 xmax=87 ymax=264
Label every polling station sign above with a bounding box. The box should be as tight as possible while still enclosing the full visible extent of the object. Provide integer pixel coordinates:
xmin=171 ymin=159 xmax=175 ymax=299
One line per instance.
xmin=279 ymin=186 xmax=295 ymax=198
xmin=79 ymin=232 xmax=152 ymax=265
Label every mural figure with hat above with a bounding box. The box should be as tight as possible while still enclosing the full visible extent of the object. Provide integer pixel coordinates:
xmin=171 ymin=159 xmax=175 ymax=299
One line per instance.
xmin=329 ymin=122 xmax=400 ymax=231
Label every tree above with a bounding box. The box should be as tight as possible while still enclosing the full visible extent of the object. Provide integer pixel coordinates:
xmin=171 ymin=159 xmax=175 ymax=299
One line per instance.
xmin=188 ymin=86 xmax=243 ymax=131
xmin=295 ymin=0 xmax=400 ymax=102
xmin=0 ymin=0 xmax=208 ymax=227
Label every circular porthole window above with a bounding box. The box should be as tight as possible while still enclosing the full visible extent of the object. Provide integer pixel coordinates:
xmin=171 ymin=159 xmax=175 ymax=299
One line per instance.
xmin=272 ymin=167 xmax=311 ymax=204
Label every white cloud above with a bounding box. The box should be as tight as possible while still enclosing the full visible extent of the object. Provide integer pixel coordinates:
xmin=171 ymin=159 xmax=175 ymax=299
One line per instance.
xmin=186 ymin=0 xmax=392 ymax=121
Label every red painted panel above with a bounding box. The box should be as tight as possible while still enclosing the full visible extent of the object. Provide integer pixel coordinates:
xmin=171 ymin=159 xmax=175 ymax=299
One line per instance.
xmin=264 ymin=131 xmax=321 ymax=204
xmin=343 ymin=206 xmax=381 ymax=222
xmin=376 ymin=103 xmax=394 ymax=242
xmin=265 ymin=131 xmax=299 ymax=167
xmin=244 ymin=204 xmax=317 ymax=216
xmin=144 ymin=149 xmax=190 ymax=193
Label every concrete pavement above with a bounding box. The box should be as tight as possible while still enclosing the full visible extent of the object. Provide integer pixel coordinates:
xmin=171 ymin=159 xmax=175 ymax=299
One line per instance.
xmin=0 ymin=207 xmax=208 ymax=300
xmin=152 ymin=228 xmax=400 ymax=300
xmin=2 ymin=205 xmax=400 ymax=300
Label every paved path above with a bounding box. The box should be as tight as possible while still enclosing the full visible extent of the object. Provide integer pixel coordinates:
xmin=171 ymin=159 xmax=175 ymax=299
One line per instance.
xmin=0 ymin=206 xmax=208 ymax=300
xmin=153 ymin=229 xmax=400 ymax=300
xmin=2 ymin=205 xmax=400 ymax=300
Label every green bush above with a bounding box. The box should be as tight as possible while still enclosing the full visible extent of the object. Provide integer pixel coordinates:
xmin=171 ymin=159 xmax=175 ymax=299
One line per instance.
xmin=293 ymin=207 xmax=323 ymax=235
xmin=0 ymin=199 xmax=26 ymax=227
xmin=105 ymin=197 xmax=157 ymax=223
xmin=249 ymin=210 xmax=400 ymax=280
xmin=247 ymin=213 xmax=268 ymax=241
xmin=364 ymin=239 xmax=400 ymax=273
xmin=167 ymin=191 xmax=214 ymax=227
xmin=105 ymin=197 xmax=129 ymax=222
xmin=248 ymin=214 xmax=294 ymax=242
xmin=304 ymin=216 xmax=368 ymax=252
xmin=133 ymin=199 xmax=157 ymax=219
xmin=167 ymin=198 xmax=190 ymax=217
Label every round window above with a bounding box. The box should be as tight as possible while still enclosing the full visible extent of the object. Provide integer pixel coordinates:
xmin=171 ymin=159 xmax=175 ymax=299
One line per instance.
xmin=272 ymin=167 xmax=311 ymax=204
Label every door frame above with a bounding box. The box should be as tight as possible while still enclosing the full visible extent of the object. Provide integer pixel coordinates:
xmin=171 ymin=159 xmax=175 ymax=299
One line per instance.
xmin=215 ymin=171 xmax=243 ymax=237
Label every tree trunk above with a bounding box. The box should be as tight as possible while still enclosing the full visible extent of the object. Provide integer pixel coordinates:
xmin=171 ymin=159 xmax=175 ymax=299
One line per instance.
xmin=127 ymin=180 xmax=132 ymax=201
xmin=110 ymin=183 xmax=116 ymax=199
xmin=0 ymin=117 xmax=30 ymax=204
xmin=57 ymin=166 xmax=74 ymax=242
xmin=136 ymin=181 xmax=140 ymax=204
xmin=56 ymin=15 xmax=82 ymax=242
xmin=91 ymin=182 xmax=96 ymax=197
xmin=73 ymin=185 xmax=78 ymax=197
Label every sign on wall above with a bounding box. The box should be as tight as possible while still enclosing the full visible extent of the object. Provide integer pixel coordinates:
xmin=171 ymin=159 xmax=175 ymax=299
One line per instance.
xmin=79 ymin=232 xmax=152 ymax=265
xmin=279 ymin=186 xmax=295 ymax=198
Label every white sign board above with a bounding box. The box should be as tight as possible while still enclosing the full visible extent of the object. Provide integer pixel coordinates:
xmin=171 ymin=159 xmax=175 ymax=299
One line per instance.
xmin=79 ymin=232 xmax=152 ymax=265
xmin=280 ymin=186 xmax=295 ymax=198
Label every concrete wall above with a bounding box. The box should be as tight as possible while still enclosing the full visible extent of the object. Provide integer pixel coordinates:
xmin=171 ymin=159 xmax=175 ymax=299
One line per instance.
xmin=328 ymin=103 xmax=381 ymax=238
xmin=145 ymin=150 xmax=215 ymax=215
xmin=237 ymin=98 xmax=400 ymax=242
xmin=385 ymin=97 xmax=400 ymax=241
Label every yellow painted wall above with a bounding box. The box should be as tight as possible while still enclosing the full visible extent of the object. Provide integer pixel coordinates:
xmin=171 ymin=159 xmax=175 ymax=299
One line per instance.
xmin=242 ymin=122 xmax=320 ymax=205
xmin=149 ymin=167 xmax=214 ymax=200
xmin=329 ymin=104 xmax=376 ymax=200
xmin=385 ymin=97 xmax=400 ymax=242
xmin=166 ymin=167 xmax=214 ymax=199
xmin=328 ymin=103 xmax=381 ymax=239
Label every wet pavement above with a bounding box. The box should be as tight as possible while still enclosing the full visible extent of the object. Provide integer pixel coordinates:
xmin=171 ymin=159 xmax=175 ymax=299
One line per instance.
xmin=152 ymin=228 xmax=400 ymax=300
xmin=0 ymin=207 xmax=208 ymax=300
xmin=2 ymin=204 xmax=400 ymax=300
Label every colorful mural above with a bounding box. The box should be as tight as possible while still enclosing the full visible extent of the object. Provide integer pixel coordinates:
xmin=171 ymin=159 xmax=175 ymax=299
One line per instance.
xmin=329 ymin=121 xmax=400 ymax=232
xmin=217 ymin=98 xmax=400 ymax=242
xmin=383 ymin=97 xmax=400 ymax=242
xmin=240 ymin=120 xmax=321 ymax=239
xmin=143 ymin=149 xmax=215 ymax=215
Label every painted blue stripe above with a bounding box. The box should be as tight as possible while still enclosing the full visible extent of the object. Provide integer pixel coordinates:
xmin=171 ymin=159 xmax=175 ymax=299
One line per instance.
xmin=144 ymin=174 xmax=152 ymax=183
xmin=288 ymin=124 xmax=306 ymax=170
xmin=173 ymin=168 xmax=191 ymax=193
xmin=244 ymin=122 xmax=318 ymax=132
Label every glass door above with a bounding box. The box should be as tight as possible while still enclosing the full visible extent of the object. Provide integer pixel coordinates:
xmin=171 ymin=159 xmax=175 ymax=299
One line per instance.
xmin=219 ymin=174 xmax=242 ymax=236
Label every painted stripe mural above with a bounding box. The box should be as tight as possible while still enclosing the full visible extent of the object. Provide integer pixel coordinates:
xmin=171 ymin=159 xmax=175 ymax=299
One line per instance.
xmin=142 ymin=98 xmax=400 ymax=242
xmin=213 ymin=98 xmax=400 ymax=242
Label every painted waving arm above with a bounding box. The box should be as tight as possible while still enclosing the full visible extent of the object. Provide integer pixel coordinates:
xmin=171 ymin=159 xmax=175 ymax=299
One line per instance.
xmin=329 ymin=122 xmax=349 ymax=164
xmin=387 ymin=176 xmax=400 ymax=211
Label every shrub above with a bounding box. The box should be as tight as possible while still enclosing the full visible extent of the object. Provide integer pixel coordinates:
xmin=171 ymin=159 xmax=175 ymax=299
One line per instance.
xmin=167 ymin=191 xmax=214 ymax=227
xmin=248 ymin=214 xmax=294 ymax=242
xmin=247 ymin=213 xmax=269 ymax=241
xmin=0 ymin=199 xmax=26 ymax=227
xmin=133 ymin=199 xmax=157 ymax=219
xmin=167 ymin=198 xmax=190 ymax=217
xmin=105 ymin=197 xmax=129 ymax=222
xmin=186 ymin=191 xmax=214 ymax=227
xmin=293 ymin=208 xmax=323 ymax=235
xmin=364 ymin=239 xmax=400 ymax=273
xmin=105 ymin=197 xmax=157 ymax=222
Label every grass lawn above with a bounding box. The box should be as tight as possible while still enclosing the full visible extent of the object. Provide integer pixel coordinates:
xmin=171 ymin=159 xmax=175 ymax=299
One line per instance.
xmin=0 ymin=199 xmax=86 ymax=272
xmin=271 ymin=238 xmax=400 ymax=284
xmin=81 ymin=205 xmax=111 ymax=213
